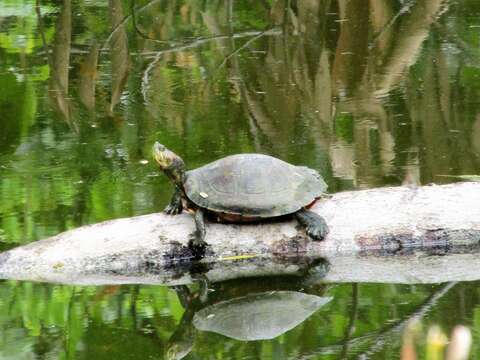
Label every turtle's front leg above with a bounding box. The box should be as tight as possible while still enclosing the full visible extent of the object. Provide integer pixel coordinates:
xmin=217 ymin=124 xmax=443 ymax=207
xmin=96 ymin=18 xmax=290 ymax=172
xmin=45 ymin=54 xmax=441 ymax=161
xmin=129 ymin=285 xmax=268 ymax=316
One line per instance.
xmin=295 ymin=209 xmax=329 ymax=241
xmin=164 ymin=187 xmax=183 ymax=215
xmin=188 ymin=208 xmax=207 ymax=257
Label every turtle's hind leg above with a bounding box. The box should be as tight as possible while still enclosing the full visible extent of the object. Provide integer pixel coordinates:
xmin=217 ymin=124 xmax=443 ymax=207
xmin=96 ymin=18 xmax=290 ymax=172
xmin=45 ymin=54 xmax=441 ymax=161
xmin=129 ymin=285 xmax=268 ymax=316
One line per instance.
xmin=295 ymin=209 xmax=329 ymax=241
xmin=188 ymin=208 xmax=207 ymax=258
xmin=164 ymin=187 xmax=183 ymax=215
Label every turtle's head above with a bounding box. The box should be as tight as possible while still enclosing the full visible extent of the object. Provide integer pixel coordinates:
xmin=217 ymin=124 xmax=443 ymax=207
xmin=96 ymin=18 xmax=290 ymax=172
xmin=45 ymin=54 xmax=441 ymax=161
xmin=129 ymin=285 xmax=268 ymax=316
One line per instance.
xmin=152 ymin=142 xmax=185 ymax=185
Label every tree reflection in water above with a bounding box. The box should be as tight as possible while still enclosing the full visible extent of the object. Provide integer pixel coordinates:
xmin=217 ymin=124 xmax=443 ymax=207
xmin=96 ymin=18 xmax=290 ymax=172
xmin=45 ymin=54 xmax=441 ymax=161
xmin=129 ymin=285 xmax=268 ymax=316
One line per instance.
xmin=0 ymin=0 xmax=480 ymax=358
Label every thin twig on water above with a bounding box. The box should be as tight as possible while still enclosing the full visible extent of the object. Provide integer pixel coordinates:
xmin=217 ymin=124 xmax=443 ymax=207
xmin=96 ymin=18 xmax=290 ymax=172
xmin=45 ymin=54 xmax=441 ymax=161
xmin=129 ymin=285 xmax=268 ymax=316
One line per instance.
xmin=140 ymin=28 xmax=281 ymax=103
xmin=294 ymin=282 xmax=457 ymax=359
xmin=101 ymin=0 xmax=163 ymax=50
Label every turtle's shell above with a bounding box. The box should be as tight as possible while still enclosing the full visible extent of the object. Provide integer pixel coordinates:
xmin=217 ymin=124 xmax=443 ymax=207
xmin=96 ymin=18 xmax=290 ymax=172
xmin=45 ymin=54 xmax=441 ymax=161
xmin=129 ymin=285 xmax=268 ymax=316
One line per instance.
xmin=192 ymin=291 xmax=332 ymax=341
xmin=184 ymin=154 xmax=327 ymax=217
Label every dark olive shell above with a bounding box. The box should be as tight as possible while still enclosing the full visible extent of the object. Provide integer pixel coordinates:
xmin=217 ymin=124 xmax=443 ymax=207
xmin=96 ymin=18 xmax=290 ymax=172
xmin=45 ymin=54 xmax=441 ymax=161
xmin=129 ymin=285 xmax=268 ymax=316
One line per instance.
xmin=184 ymin=154 xmax=327 ymax=217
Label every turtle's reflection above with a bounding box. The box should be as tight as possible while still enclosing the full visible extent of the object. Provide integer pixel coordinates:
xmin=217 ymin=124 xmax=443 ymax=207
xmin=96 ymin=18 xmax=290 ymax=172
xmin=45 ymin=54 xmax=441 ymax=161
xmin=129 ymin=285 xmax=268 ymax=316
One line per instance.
xmin=166 ymin=258 xmax=332 ymax=359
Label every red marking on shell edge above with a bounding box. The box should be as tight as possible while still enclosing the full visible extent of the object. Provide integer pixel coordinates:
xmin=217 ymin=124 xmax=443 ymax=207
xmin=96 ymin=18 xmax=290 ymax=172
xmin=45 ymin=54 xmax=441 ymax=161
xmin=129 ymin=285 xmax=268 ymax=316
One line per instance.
xmin=305 ymin=198 xmax=319 ymax=209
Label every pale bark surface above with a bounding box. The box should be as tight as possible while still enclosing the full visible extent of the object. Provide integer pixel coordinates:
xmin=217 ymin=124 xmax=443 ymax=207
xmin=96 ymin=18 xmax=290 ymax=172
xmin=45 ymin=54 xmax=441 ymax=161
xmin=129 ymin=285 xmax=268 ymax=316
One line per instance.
xmin=0 ymin=182 xmax=479 ymax=285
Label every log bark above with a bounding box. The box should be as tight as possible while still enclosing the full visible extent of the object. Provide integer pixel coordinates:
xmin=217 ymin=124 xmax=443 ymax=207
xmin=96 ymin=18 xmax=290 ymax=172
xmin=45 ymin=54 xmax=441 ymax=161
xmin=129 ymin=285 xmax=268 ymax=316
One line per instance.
xmin=1 ymin=182 xmax=479 ymax=285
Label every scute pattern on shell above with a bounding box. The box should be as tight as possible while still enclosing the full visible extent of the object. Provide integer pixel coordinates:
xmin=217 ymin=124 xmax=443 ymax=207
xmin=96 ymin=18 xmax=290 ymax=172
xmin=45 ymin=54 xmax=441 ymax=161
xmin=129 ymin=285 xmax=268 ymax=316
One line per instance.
xmin=184 ymin=154 xmax=327 ymax=217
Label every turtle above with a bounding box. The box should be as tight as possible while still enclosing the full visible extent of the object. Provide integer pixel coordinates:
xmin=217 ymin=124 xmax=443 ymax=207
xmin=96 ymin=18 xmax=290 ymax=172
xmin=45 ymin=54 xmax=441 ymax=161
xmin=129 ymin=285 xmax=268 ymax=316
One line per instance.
xmin=152 ymin=142 xmax=329 ymax=256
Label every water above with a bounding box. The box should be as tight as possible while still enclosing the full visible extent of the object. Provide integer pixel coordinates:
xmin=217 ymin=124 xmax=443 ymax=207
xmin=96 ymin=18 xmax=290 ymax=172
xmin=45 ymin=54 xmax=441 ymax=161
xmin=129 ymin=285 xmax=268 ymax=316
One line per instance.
xmin=1 ymin=0 xmax=480 ymax=358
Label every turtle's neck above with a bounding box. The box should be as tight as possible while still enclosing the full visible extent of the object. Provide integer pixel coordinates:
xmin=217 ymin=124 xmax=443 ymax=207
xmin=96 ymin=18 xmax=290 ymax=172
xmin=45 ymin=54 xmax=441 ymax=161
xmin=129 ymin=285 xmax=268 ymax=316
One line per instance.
xmin=163 ymin=162 xmax=186 ymax=193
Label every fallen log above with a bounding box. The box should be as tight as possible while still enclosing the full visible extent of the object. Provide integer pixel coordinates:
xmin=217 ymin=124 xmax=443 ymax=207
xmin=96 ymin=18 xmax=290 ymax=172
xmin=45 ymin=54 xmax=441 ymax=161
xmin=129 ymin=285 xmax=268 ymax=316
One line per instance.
xmin=0 ymin=182 xmax=479 ymax=285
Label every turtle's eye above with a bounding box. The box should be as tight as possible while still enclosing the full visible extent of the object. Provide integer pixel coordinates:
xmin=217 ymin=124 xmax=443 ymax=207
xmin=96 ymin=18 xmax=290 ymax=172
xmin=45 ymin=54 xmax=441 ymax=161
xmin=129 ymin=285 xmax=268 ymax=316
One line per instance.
xmin=153 ymin=141 xmax=166 ymax=152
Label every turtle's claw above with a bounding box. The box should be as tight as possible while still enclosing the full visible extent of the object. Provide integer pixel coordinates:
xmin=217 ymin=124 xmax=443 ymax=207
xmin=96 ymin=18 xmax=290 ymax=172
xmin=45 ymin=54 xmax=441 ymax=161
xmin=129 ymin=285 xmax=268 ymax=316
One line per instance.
xmin=306 ymin=222 xmax=329 ymax=241
xmin=164 ymin=188 xmax=183 ymax=215
xmin=164 ymin=203 xmax=182 ymax=215
xmin=295 ymin=209 xmax=329 ymax=241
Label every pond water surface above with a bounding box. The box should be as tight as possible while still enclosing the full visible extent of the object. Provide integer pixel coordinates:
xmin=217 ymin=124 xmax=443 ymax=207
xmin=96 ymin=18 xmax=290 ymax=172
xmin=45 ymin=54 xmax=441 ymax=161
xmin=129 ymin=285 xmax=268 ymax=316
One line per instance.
xmin=1 ymin=0 xmax=480 ymax=359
